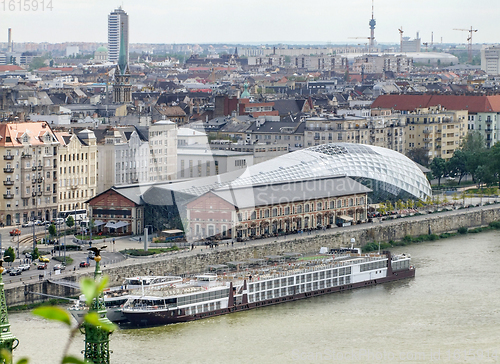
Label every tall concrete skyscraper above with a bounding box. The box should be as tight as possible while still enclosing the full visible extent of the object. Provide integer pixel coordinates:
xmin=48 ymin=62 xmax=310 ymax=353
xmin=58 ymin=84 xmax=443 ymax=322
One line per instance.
xmin=108 ymin=6 xmax=129 ymax=63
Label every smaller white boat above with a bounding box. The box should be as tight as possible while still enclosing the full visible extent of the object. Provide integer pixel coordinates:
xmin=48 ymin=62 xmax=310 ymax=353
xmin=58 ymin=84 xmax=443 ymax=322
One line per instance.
xmin=69 ymin=276 xmax=182 ymax=323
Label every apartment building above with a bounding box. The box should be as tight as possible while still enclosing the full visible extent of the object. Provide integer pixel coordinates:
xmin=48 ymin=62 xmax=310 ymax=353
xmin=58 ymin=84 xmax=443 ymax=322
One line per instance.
xmin=55 ymin=129 xmax=97 ymax=213
xmin=473 ymin=112 xmax=499 ymax=148
xmin=177 ymin=148 xmax=253 ymax=179
xmin=148 ymin=120 xmax=178 ymax=182
xmin=97 ymin=127 xmax=149 ymax=193
xmin=481 ymin=46 xmax=500 ymax=76
xmin=0 ymin=122 xmax=59 ymax=226
xmin=404 ymin=107 xmax=468 ymax=161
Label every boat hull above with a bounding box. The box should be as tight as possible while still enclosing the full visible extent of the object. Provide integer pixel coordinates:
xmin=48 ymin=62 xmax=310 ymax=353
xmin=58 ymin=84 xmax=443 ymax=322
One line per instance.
xmin=123 ymin=267 xmax=415 ymax=327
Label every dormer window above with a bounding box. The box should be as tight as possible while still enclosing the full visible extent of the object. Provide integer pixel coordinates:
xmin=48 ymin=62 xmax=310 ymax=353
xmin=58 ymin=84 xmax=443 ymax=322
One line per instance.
xmin=22 ymin=135 xmax=29 ymax=143
xmin=44 ymin=134 xmax=51 ymax=143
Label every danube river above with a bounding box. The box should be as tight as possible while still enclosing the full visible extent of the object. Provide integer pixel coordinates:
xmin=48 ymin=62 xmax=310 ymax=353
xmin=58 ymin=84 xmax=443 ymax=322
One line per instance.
xmin=9 ymin=231 xmax=500 ymax=363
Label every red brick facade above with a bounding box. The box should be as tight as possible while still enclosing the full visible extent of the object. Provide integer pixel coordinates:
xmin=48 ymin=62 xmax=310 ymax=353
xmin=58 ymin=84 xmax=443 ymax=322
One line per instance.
xmin=186 ymin=191 xmax=367 ymax=241
xmin=87 ymin=189 xmax=144 ymax=235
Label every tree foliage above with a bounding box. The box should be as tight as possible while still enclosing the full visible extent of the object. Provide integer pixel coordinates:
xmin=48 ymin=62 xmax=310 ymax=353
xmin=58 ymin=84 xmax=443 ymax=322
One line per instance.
xmin=407 ymin=147 xmax=430 ymax=167
xmin=4 ymin=247 xmax=15 ymax=262
xmin=48 ymin=223 xmax=57 ymax=237
xmin=430 ymin=157 xmax=447 ymax=187
xmin=66 ymin=216 xmax=74 ymax=229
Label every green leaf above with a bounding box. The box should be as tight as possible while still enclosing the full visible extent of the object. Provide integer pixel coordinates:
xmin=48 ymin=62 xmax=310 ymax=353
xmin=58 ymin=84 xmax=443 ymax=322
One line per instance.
xmin=96 ymin=275 xmax=109 ymax=295
xmin=0 ymin=349 xmax=12 ymax=362
xmin=84 ymin=312 xmax=117 ymax=332
xmin=80 ymin=277 xmax=97 ymax=306
xmin=32 ymin=306 xmax=71 ymax=326
xmin=16 ymin=359 xmax=29 ymax=364
xmin=62 ymin=356 xmax=90 ymax=364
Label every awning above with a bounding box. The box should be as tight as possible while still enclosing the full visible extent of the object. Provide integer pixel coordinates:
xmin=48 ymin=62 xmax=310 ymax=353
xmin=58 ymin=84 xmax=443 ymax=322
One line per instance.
xmin=113 ymin=221 xmax=129 ymax=229
xmin=338 ymin=215 xmax=354 ymax=221
xmin=105 ymin=221 xmax=129 ymax=229
xmin=162 ymin=229 xmax=183 ymax=234
xmin=93 ymin=220 xmax=105 ymax=227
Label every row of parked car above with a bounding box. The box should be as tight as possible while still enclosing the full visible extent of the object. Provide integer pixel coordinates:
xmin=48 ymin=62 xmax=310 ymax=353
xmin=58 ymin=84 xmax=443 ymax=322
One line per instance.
xmin=20 ymin=218 xmax=66 ymax=229
xmin=5 ymin=263 xmax=31 ymax=276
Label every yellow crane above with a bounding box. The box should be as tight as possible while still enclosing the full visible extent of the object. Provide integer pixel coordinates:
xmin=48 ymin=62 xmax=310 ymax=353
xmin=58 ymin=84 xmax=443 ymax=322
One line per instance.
xmin=453 ymin=26 xmax=478 ymax=63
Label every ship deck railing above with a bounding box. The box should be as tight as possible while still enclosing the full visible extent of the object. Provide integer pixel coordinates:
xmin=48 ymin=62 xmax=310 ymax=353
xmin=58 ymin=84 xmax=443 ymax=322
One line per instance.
xmin=228 ymin=254 xmax=388 ymax=282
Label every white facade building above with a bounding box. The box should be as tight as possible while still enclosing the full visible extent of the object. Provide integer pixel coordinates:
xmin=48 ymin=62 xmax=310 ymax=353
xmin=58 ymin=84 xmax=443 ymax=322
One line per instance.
xmin=148 ymin=120 xmax=178 ymax=182
xmin=108 ymin=6 xmax=129 ymax=63
xmin=481 ymin=46 xmax=500 ymax=75
xmin=97 ymin=128 xmax=149 ymax=193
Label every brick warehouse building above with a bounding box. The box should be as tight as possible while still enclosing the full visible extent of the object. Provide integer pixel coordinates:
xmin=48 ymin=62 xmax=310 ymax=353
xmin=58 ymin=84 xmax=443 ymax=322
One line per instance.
xmin=86 ymin=186 xmax=144 ymax=235
xmin=185 ymin=176 xmax=370 ymax=241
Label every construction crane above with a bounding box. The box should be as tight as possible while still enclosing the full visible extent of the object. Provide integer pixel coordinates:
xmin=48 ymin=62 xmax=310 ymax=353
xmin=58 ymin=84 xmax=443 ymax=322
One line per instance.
xmin=453 ymin=26 xmax=478 ymax=63
xmin=398 ymin=27 xmax=404 ymax=52
xmin=348 ymin=37 xmax=373 ymax=53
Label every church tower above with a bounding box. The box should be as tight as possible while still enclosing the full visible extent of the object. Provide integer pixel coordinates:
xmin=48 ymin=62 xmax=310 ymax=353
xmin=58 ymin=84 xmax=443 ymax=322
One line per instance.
xmin=113 ymin=23 xmax=132 ymax=104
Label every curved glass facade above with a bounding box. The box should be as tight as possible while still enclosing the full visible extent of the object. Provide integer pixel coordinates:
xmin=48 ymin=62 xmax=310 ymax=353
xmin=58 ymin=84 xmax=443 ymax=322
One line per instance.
xmin=171 ymin=143 xmax=431 ymax=203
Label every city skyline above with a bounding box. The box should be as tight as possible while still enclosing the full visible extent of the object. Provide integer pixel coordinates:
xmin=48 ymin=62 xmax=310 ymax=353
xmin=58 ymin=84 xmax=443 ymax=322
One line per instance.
xmin=1 ymin=0 xmax=500 ymax=45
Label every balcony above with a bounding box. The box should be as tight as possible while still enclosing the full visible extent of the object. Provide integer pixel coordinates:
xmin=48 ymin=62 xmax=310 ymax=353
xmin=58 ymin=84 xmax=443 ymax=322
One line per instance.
xmin=38 ymin=191 xmax=42 ymax=196
xmin=3 ymin=194 xmax=13 ymax=199
xmin=31 ymin=192 xmax=37 ymax=197
xmin=37 ymin=177 xmax=43 ymax=183
xmin=3 ymin=180 xmax=14 ymax=186
xmin=3 ymin=155 xmax=14 ymax=160
xmin=37 ymin=166 xmax=43 ymax=171
xmin=32 ymin=180 xmax=36 ymax=184
xmin=485 ymin=128 xmax=493 ymax=133
xmin=3 ymin=168 xmax=14 ymax=173
xmin=32 ymin=166 xmax=37 ymax=171
xmin=21 ymin=154 xmax=31 ymax=159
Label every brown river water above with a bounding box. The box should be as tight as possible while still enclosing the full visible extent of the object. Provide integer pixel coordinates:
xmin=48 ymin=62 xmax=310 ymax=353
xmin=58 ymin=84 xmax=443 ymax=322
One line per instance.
xmin=8 ymin=231 xmax=500 ymax=363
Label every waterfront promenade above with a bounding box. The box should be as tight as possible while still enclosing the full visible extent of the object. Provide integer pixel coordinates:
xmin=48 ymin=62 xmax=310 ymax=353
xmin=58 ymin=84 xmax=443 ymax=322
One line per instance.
xmin=3 ymin=198 xmax=499 ymax=306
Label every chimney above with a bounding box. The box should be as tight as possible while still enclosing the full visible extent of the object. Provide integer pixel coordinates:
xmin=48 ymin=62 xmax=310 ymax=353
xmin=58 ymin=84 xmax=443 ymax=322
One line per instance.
xmin=7 ymin=28 xmax=12 ymax=53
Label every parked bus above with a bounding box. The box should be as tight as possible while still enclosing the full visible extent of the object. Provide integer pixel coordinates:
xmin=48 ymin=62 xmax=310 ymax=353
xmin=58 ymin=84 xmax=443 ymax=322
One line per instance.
xmin=58 ymin=209 xmax=87 ymax=223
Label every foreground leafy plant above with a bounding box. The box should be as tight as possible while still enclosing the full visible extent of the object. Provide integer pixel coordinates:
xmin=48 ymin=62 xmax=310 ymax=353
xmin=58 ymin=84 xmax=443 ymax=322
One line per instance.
xmin=27 ymin=276 xmax=117 ymax=364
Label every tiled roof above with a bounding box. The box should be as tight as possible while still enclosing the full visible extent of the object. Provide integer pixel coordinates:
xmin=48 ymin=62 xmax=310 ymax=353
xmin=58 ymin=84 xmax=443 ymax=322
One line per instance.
xmin=371 ymin=94 xmax=500 ymax=113
xmin=0 ymin=122 xmax=57 ymax=147
xmin=0 ymin=65 xmax=24 ymax=72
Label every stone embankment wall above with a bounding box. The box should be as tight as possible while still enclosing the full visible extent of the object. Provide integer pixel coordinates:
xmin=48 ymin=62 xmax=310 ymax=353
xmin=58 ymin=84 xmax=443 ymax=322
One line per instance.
xmin=7 ymin=206 xmax=500 ymax=307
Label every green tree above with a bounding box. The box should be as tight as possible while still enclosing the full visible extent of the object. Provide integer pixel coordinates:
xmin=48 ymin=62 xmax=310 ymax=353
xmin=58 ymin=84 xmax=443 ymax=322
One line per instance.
xmin=32 ymin=246 xmax=40 ymax=260
xmin=385 ymin=201 xmax=394 ymax=212
xmin=406 ymin=147 xmax=430 ymax=167
xmin=4 ymin=247 xmax=15 ymax=263
xmin=448 ymin=150 xmax=468 ymax=184
xmin=489 ymin=142 xmax=500 ymax=187
xmin=29 ymin=57 xmax=46 ymax=71
xmin=66 ymin=216 xmax=75 ymax=232
xmin=48 ymin=223 xmax=57 ymax=237
xmin=475 ymin=164 xmax=495 ymax=188
xmin=430 ymin=157 xmax=447 ymax=187
xmin=460 ymin=131 xmax=487 ymax=183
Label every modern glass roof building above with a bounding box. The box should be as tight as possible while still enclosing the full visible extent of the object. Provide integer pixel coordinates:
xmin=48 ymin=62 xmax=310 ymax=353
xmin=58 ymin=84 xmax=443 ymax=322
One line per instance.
xmin=143 ymin=143 xmax=431 ymax=205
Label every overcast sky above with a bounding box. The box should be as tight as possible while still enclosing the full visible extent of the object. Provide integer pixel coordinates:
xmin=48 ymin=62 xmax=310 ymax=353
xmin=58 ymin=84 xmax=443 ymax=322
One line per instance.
xmin=2 ymin=0 xmax=499 ymax=45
